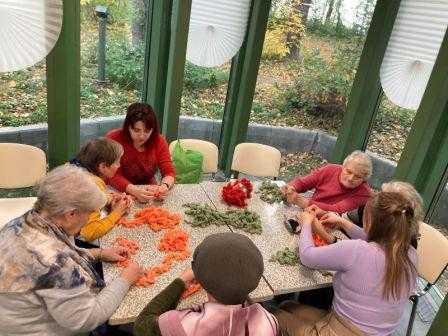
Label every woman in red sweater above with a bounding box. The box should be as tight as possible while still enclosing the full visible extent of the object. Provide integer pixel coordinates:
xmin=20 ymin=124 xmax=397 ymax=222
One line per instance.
xmin=106 ymin=103 xmax=175 ymax=202
xmin=282 ymin=151 xmax=372 ymax=215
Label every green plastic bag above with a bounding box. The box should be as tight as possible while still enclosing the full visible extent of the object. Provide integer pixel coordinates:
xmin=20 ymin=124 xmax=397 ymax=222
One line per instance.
xmin=172 ymin=140 xmax=204 ymax=184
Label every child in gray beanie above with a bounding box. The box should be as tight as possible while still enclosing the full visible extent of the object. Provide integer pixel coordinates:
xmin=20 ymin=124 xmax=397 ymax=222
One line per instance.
xmin=134 ymin=232 xmax=280 ymax=336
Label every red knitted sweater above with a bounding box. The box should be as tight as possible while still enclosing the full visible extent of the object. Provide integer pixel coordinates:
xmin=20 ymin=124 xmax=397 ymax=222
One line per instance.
xmin=289 ymin=164 xmax=371 ymax=214
xmin=106 ymin=128 xmax=175 ymax=192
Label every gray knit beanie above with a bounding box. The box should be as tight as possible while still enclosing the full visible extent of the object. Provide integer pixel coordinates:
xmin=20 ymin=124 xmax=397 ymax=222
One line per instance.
xmin=192 ymin=232 xmax=264 ymax=305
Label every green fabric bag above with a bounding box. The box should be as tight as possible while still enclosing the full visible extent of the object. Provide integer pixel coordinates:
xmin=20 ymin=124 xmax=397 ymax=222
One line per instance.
xmin=172 ymin=140 xmax=204 ymax=184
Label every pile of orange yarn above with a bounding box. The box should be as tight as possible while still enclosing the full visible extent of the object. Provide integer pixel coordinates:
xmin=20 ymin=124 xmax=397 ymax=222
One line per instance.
xmin=114 ymin=207 xmax=202 ymax=299
xmin=158 ymin=229 xmax=189 ymax=252
xmin=133 ymin=228 xmax=191 ymax=288
xmin=119 ymin=206 xmax=181 ymax=231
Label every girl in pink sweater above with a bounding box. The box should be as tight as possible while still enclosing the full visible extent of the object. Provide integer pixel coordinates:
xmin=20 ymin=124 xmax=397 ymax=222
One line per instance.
xmin=275 ymin=191 xmax=418 ymax=336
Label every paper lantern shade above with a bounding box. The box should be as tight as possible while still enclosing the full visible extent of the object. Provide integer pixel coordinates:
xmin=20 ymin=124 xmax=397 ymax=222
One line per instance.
xmin=380 ymin=0 xmax=448 ymax=110
xmin=186 ymin=0 xmax=251 ymax=67
xmin=0 ymin=0 xmax=63 ymax=72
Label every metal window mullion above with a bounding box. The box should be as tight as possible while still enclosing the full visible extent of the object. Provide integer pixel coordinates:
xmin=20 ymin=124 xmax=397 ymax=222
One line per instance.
xmin=217 ymin=0 xmax=271 ymax=175
xmin=161 ymin=0 xmax=192 ymax=142
xmin=46 ymin=0 xmax=81 ymax=168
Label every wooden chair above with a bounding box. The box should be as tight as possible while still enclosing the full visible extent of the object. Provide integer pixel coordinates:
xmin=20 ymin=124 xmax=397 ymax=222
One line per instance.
xmin=406 ymin=222 xmax=448 ymax=336
xmin=0 ymin=143 xmax=46 ymax=228
xmin=231 ymin=143 xmax=281 ymax=178
xmin=169 ymin=139 xmax=219 ymax=174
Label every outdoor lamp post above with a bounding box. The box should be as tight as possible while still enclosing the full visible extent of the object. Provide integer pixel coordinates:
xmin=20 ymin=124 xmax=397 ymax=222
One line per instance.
xmin=95 ymin=5 xmax=108 ymax=83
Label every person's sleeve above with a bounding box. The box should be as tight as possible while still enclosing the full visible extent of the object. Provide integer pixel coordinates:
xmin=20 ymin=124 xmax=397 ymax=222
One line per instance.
xmin=309 ymin=187 xmax=372 ymax=214
xmin=346 ymin=224 xmax=367 ymax=240
xmin=36 ymin=277 xmax=130 ymax=333
xmin=79 ymin=209 xmax=122 ymax=242
xmin=156 ymin=136 xmax=176 ymax=179
xmin=288 ymin=166 xmax=325 ymax=193
xmin=134 ymin=278 xmax=185 ymax=336
xmin=298 ymin=222 xmax=359 ymax=272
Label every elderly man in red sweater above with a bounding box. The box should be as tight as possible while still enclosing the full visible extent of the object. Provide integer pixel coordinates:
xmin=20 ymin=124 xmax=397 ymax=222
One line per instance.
xmin=282 ymin=150 xmax=372 ymax=215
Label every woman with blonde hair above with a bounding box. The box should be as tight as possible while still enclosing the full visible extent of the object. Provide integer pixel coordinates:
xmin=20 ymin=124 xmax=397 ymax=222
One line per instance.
xmin=0 ymin=165 xmax=143 ymax=335
xmin=275 ymin=191 xmax=418 ymax=335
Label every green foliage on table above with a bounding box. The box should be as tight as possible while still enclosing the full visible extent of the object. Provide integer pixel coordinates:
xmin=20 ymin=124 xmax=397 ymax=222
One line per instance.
xmin=257 ymin=181 xmax=286 ymax=204
xmin=269 ymin=247 xmax=298 ymax=266
xmin=183 ymin=203 xmax=262 ymax=234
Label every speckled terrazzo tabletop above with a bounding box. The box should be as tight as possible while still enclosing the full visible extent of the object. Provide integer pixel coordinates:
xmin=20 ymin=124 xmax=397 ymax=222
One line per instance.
xmin=200 ymin=181 xmax=339 ymax=295
xmin=101 ymin=183 xmax=273 ymax=325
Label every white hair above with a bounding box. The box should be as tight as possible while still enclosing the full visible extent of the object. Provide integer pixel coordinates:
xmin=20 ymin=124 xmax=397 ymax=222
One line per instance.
xmin=343 ymin=150 xmax=372 ymax=179
xmin=381 ymin=181 xmax=424 ymax=221
xmin=34 ymin=165 xmax=107 ymax=217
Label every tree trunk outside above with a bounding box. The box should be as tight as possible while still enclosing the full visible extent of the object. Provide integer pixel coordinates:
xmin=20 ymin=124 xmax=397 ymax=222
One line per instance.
xmin=325 ymin=0 xmax=335 ymax=24
xmin=287 ymin=0 xmax=304 ymax=60
xmin=131 ymin=0 xmax=148 ymax=47
xmin=335 ymin=0 xmax=343 ymax=32
xmin=287 ymin=32 xmax=300 ymax=59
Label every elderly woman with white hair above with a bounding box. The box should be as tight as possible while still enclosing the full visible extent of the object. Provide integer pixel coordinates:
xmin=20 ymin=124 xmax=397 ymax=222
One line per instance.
xmin=0 ymin=165 xmax=143 ymax=336
xmin=282 ymin=150 xmax=373 ymax=215
xmin=346 ymin=180 xmax=424 ymax=230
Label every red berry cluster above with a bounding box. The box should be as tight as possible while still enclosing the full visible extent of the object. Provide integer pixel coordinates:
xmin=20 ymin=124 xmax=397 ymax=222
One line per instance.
xmin=221 ymin=178 xmax=253 ymax=207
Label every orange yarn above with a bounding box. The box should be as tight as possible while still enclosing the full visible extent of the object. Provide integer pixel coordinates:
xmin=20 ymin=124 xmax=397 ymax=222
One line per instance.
xmin=114 ymin=236 xmax=139 ymax=267
xmin=312 ymin=233 xmax=328 ymax=247
xmin=181 ymin=280 xmax=203 ymax=299
xmin=114 ymin=207 xmax=191 ymax=288
xmin=158 ymin=229 xmax=189 ymax=252
xmin=119 ymin=206 xmax=181 ymax=231
xmin=135 ymin=229 xmax=191 ymax=288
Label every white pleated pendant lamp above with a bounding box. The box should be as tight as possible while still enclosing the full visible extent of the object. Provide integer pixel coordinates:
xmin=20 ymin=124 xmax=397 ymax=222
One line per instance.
xmin=186 ymin=0 xmax=251 ymax=67
xmin=0 ymin=0 xmax=63 ymax=72
xmin=380 ymin=0 xmax=448 ymax=110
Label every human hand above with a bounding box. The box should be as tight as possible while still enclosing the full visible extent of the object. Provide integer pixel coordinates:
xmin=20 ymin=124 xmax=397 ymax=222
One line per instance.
xmin=156 ymin=184 xmax=169 ymax=199
xmin=285 ymin=190 xmax=299 ymax=205
xmin=99 ymin=247 xmax=127 ymax=262
xmin=311 ymin=218 xmax=326 ymax=236
xmin=111 ymin=197 xmax=130 ymax=216
xmin=297 ymin=209 xmax=316 ymax=226
xmin=294 ymin=194 xmax=310 ymax=208
xmin=312 ymin=219 xmax=335 ymax=244
xmin=320 ymin=212 xmax=342 ymax=228
xmin=126 ymin=184 xmax=156 ymax=203
xmin=179 ymin=268 xmax=195 ymax=285
xmin=124 ymin=194 xmax=133 ymax=208
xmin=106 ymin=192 xmax=116 ymax=206
xmin=142 ymin=184 xmax=159 ymax=194
xmin=307 ymin=204 xmax=327 ymax=218
xmin=121 ymin=262 xmax=144 ymax=284
xmin=281 ymin=185 xmax=295 ymax=195
xmin=143 ymin=184 xmax=167 ymax=199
